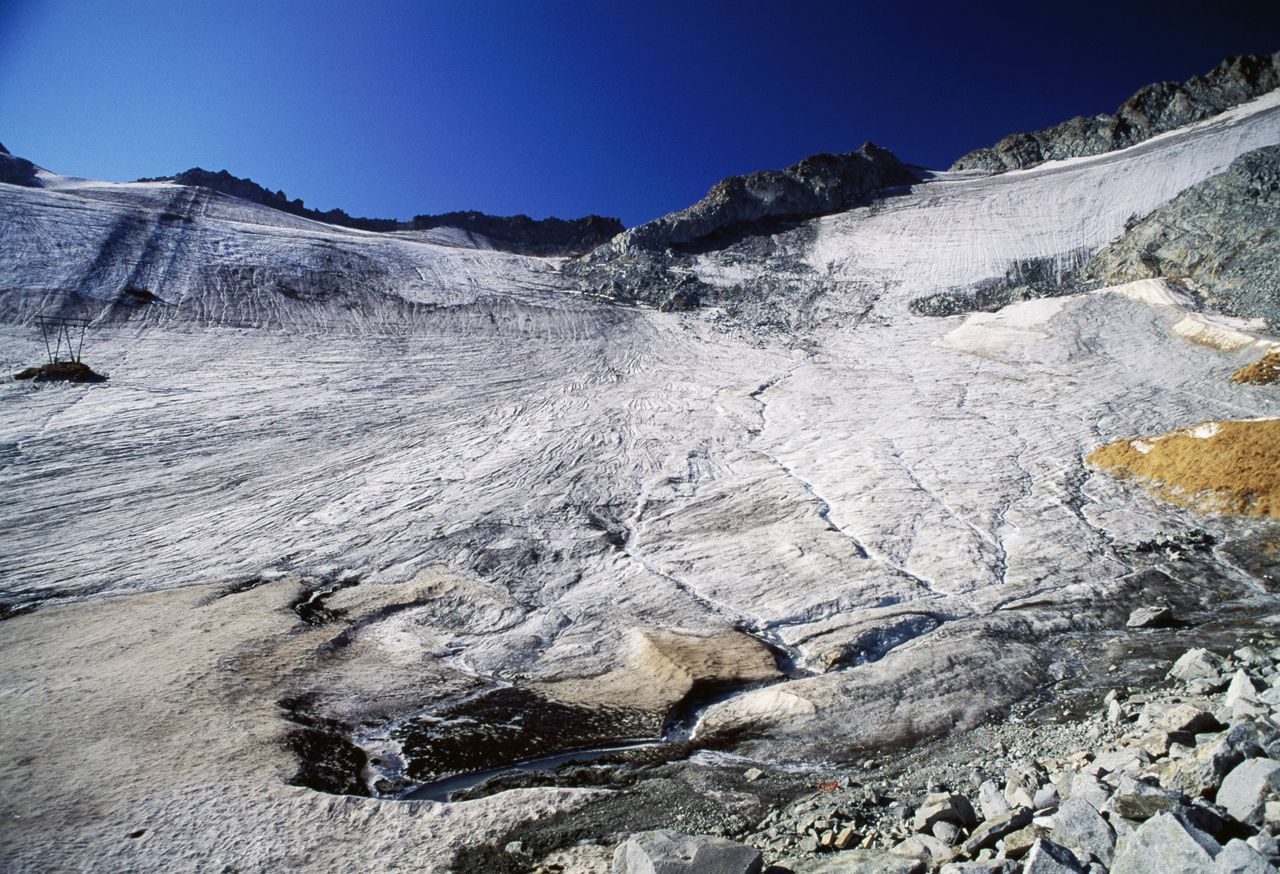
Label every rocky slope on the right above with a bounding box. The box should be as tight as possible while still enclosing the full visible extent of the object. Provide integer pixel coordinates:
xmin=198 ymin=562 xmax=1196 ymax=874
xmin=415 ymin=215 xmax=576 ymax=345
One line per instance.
xmin=952 ymin=53 xmax=1280 ymax=174
xmin=1084 ymin=144 xmax=1280 ymax=330
xmin=607 ymin=633 xmax=1280 ymax=874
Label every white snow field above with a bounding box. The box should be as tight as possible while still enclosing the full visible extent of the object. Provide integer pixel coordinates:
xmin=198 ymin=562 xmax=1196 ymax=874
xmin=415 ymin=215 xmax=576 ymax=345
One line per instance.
xmin=0 ymin=92 xmax=1278 ymax=872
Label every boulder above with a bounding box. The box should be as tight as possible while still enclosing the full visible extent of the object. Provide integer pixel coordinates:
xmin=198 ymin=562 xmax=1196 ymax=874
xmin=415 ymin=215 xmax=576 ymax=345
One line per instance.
xmin=1213 ymin=839 xmax=1278 ymax=873
xmin=1136 ymin=702 xmax=1220 ymax=735
xmin=891 ymin=834 xmax=954 ymax=865
xmin=1154 ymin=732 xmax=1248 ymax=798
xmin=802 ymin=850 xmax=924 ymax=873
xmin=1127 ymin=605 xmax=1176 ymax=628
xmin=978 ymin=780 xmax=1012 ymax=820
xmin=1110 ymin=812 xmax=1222 ymax=874
xmin=1170 ymin=649 xmax=1228 ymax=683
xmin=1003 ymin=824 xmax=1052 ymax=859
xmin=1051 ymin=797 xmax=1117 ymax=865
xmin=932 ymin=821 xmax=961 ymax=845
xmin=1218 ymin=758 xmax=1280 ymax=825
xmin=612 ymin=830 xmax=763 ymax=874
xmin=1095 ymin=746 xmax=1153 ymax=776
xmin=1034 ymin=784 xmax=1060 ymax=810
xmin=1068 ymin=773 xmax=1113 ymax=811
xmin=1109 ymin=791 xmax=1181 ymax=820
xmin=961 ymin=807 xmax=1033 ymax=856
xmin=939 ymin=862 xmax=1018 ymax=873
xmin=913 ymin=793 xmax=977 ymax=832
xmin=1226 ymin=671 xmax=1262 ymax=709
xmin=1022 ymin=838 xmax=1086 ymax=873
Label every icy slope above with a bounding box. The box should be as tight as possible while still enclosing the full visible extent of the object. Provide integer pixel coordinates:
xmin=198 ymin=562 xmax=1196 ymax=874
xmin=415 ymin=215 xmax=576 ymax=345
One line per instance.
xmin=0 ymin=175 xmax=569 ymax=329
xmin=1 ymin=75 xmax=1280 ymax=874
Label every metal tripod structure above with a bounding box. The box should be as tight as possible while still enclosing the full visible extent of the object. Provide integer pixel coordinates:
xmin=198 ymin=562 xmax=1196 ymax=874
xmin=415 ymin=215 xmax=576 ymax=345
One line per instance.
xmin=36 ymin=316 xmax=92 ymax=365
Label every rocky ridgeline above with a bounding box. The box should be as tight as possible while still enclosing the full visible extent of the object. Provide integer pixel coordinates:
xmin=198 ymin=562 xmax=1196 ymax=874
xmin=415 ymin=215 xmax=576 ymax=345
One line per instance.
xmin=131 ymin=167 xmax=625 ymax=256
xmin=565 ymin=143 xmax=918 ymax=310
xmin=598 ymin=627 xmax=1280 ymax=874
xmin=951 ymin=53 xmax=1280 ymax=174
xmin=593 ymin=143 xmax=917 ymax=258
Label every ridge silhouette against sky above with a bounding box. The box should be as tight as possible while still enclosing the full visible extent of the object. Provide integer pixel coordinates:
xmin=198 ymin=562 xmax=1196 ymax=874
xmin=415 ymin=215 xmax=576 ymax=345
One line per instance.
xmin=0 ymin=0 xmax=1276 ymax=227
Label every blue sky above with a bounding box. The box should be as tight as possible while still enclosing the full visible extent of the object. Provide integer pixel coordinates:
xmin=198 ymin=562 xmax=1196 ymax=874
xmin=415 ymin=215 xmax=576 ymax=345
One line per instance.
xmin=1 ymin=0 xmax=1276 ymax=226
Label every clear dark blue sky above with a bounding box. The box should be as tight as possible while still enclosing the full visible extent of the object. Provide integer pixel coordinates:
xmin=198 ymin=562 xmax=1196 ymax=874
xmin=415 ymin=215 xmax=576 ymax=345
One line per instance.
xmin=1 ymin=0 xmax=1276 ymax=226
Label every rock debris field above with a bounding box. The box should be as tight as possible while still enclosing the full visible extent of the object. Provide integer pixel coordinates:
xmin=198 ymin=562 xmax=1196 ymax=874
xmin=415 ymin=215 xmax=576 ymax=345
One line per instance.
xmin=2 ymin=65 xmax=1280 ymax=873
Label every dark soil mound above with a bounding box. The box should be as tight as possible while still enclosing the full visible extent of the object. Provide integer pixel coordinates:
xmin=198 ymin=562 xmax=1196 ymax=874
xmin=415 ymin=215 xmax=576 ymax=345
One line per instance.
xmin=14 ymin=362 xmax=107 ymax=383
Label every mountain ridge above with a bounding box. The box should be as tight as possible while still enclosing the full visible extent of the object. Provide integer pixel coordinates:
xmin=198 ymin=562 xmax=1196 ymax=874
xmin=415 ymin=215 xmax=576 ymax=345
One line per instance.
xmin=953 ymin=51 xmax=1280 ymax=173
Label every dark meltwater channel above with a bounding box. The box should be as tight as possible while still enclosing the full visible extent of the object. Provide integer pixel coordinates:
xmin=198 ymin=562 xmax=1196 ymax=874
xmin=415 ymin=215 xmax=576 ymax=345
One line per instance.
xmin=390 ymin=629 xmax=814 ymax=803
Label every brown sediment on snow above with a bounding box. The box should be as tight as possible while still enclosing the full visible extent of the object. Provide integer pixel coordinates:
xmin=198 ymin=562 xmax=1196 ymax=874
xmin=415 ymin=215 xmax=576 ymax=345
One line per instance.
xmin=1087 ymin=418 xmax=1280 ymax=518
xmin=1232 ymin=349 xmax=1280 ymax=385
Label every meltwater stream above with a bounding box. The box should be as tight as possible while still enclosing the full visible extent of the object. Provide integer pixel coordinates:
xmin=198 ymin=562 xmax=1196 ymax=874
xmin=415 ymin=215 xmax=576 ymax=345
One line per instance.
xmin=395 ymin=629 xmax=813 ymax=803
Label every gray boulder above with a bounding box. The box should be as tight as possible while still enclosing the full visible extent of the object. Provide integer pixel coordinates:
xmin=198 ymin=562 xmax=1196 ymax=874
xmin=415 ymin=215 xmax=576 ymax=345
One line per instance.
xmin=961 ymin=806 xmax=1033 ymax=856
xmin=1110 ymin=812 xmax=1222 ymax=874
xmin=1214 ymin=839 xmax=1279 ymax=874
xmin=1051 ymin=796 xmax=1116 ymax=865
xmin=978 ymin=780 xmax=1012 ymax=820
xmin=1218 ymin=758 xmax=1280 ymax=825
xmin=913 ymin=793 xmax=978 ymax=832
xmin=1170 ymin=648 xmax=1228 ymax=683
xmin=1153 ymin=732 xmax=1248 ymax=798
xmin=1127 ymin=605 xmax=1176 ymax=629
xmin=1226 ymin=671 xmax=1262 ymax=709
xmin=612 ymin=830 xmax=763 ymax=874
xmin=801 ymin=850 xmax=924 ymax=873
xmin=939 ymin=862 xmax=1017 ymax=873
xmin=1023 ymin=838 xmax=1087 ymax=874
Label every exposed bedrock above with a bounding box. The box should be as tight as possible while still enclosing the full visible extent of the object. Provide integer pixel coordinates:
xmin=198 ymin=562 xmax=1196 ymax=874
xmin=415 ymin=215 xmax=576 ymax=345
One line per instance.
xmin=586 ymin=143 xmax=918 ymax=260
xmin=1084 ymin=144 xmax=1280 ymax=330
xmin=952 ymin=52 xmax=1280 ymax=173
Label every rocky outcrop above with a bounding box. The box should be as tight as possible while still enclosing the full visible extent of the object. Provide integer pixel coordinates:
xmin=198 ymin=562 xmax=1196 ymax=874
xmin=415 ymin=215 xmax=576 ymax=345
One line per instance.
xmin=1084 ymin=145 xmax=1280 ymax=329
xmin=952 ymin=53 xmax=1280 ymax=174
xmin=566 ymin=142 xmax=917 ymax=310
xmin=139 ymin=167 xmax=623 ymax=256
xmin=406 ymin=211 xmax=623 ymax=257
xmin=723 ymin=642 xmax=1280 ymax=872
xmin=596 ymin=143 xmax=918 ymax=258
xmin=0 ymin=142 xmax=41 ymax=188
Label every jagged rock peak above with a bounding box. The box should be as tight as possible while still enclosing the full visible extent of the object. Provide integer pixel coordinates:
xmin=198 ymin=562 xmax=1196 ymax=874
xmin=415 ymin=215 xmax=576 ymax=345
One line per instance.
xmin=952 ymin=51 xmax=1280 ymax=174
xmin=596 ymin=141 xmax=919 ymax=257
